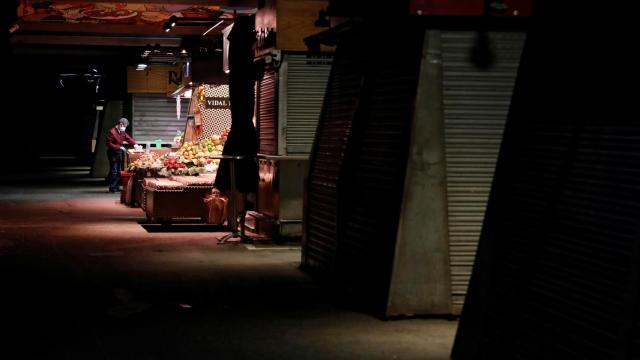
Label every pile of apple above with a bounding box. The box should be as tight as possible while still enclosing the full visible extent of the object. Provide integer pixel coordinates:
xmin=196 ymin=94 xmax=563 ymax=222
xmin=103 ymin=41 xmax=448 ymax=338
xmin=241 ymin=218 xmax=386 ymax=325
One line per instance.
xmin=163 ymin=156 xmax=187 ymax=171
xmin=175 ymin=129 xmax=229 ymax=167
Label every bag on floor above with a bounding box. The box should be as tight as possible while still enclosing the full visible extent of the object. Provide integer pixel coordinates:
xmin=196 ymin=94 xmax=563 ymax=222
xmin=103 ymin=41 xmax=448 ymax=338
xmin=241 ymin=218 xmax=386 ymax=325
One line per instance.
xmin=204 ymin=188 xmax=228 ymax=225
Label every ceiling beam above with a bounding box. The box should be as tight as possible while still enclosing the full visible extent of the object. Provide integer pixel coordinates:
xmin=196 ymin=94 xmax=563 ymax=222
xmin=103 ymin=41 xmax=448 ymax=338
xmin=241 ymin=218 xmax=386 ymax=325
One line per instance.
xmin=17 ymin=22 xmax=212 ymax=36
xmin=11 ymin=34 xmax=183 ymax=47
xmin=66 ymin=0 xmax=257 ymax=6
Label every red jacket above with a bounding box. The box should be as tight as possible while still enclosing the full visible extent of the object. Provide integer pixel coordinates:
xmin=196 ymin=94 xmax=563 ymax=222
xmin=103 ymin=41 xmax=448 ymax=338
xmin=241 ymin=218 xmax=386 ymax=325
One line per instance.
xmin=106 ymin=127 xmax=136 ymax=151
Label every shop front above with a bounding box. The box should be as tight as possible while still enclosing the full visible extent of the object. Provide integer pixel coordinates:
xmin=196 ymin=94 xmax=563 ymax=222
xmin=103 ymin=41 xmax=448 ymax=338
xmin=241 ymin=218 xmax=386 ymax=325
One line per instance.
xmin=252 ymin=53 xmax=333 ymax=239
xmin=250 ymin=0 xmax=335 ymax=240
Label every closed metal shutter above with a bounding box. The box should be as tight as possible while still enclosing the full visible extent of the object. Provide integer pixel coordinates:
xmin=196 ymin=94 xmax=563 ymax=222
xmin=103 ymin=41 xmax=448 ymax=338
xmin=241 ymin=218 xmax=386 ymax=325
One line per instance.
xmin=452 ymin=19 xmax=640 ymax=359
xmin=257 ymin=70 xmax=278 ymax=155
xmin=455 ymin=123 xmax=640 ymax=359
xmin=132 ymin=94 xmax=189 ymax=143
xmin=510 ymin=123 xmax=640 ymax=359
xmin=303 ymin=32 xmax=366 ymax=274
xmin=442 ymin=31 xmax=526 ymax=313
xmin=281 ymin=54 xmax=333 ymax=155
xmin=338 ymin=29 xmax=424 ymax=313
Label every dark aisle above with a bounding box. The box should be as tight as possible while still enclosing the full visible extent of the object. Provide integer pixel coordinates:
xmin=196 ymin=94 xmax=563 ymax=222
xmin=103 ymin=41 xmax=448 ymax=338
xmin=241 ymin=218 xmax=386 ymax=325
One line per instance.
xmin=0 ymin=175 xmax=456 ymax=360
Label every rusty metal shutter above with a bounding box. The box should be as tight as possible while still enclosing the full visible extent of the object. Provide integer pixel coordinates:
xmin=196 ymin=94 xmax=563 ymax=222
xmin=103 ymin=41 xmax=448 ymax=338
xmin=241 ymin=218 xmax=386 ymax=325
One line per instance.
xmin=257 ymin=70 xmax=278 ymax=155
xmin=280 ymin=54 xmax=333 ymax=155
xmin=442 ymin=31 xmax=526 ymax=313
xmin=132 ymin=94 xmax=189 ymax=143
xmin=303 ymin=33 xmax=366 ymax=274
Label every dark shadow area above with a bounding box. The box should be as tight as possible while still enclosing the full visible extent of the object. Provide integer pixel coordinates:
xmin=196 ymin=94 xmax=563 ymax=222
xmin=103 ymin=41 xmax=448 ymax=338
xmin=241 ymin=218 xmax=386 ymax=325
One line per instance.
xmin=452 ymin=2 xmax=639 ymax=359
xmin=0 ymin=177 xmax=457 ymax=359
xmin=140 ymin=222 xmax=227 ymax=233
xmin=80 ymin=188 xmax=117 ymax=194
xmin=0 ymin=173 xmax=103 ymax=186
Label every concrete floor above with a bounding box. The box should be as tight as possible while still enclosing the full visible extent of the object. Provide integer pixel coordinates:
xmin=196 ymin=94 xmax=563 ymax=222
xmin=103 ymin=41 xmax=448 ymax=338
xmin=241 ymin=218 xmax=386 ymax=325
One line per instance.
xmin=0 ymin=175 xmax=457 ymax=360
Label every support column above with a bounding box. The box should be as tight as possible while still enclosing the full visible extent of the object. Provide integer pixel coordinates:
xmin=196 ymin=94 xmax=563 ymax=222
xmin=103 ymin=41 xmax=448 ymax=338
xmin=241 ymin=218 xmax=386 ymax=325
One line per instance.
xmin=387 ymin=30 xmax=452 ymax=316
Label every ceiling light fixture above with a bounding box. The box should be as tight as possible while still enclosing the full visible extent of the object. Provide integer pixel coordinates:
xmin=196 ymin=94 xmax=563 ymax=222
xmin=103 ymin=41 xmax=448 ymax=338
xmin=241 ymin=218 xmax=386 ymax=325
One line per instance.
xmin=202 ymin=20 xmax=224 ymax=36
xmin=164 ymin=14 xmax=233 ymax=33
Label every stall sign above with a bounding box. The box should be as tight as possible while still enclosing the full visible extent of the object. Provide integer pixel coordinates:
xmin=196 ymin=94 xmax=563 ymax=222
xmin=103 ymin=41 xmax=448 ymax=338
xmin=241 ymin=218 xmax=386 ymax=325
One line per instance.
xmin=204 ymin=97 xmax=230 ymax=110
xmin=127 ymin=66 xmax=181 ymax=94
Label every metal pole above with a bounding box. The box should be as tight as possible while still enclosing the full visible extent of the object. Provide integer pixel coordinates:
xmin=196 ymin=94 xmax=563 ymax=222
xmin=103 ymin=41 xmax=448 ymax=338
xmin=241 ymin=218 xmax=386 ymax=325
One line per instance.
xmin=229 ymin=160 xmax=237 ymax=236
xmin=217 ymin=156 xmax=244 ymax=244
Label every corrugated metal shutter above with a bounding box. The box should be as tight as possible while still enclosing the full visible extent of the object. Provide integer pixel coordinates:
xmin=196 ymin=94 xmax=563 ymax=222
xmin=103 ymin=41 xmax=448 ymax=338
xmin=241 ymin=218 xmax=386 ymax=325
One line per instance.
xmin=304 ymin=32 xmax=366 ymax=274
xmin=338 ymin=29 xmax=424 ymax=313
xmin=282 ymin=54 xmax=333 ymax=155
xmin=455 ymin=123 xmax=640 ymax=359
xmin=442 ymin=31 xmax=526 ymax=313
xmin=132 ymin=94 xmax=189 ymax=143
xmin=509 ymin=123 xmax=640 ymax=359
xmin=257 ymin=70 xmax=278 ymax=155
xmin=452 ymin=15 xmax=640 ymax=359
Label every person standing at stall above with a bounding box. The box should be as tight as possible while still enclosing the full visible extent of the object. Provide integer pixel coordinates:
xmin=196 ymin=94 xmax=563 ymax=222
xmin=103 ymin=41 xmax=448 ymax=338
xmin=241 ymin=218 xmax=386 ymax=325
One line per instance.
xmin=106 ymin=118 xmax=136 ymax=193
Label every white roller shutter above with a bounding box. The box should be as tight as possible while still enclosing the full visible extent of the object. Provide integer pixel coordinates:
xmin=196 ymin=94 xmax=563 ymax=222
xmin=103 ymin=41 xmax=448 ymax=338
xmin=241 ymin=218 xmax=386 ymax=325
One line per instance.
xmin=443 ymin=31 xmax=526 ymax=313
xmin=132 ymin=94 xmax=189 ymax=143
xmin=279 ymin=54 xmax=333 ymax=155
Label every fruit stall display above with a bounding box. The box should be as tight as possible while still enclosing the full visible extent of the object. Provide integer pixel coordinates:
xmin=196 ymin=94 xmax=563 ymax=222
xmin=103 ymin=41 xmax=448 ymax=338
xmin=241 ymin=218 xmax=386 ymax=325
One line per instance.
xmin=128 ymin=129 xmax=229 ymax=176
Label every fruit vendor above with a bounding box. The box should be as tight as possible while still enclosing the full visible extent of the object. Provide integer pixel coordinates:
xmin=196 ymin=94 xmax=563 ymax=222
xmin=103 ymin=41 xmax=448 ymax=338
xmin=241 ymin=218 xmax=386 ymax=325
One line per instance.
xmin=106 ymin=118 xmax=137 ymax=193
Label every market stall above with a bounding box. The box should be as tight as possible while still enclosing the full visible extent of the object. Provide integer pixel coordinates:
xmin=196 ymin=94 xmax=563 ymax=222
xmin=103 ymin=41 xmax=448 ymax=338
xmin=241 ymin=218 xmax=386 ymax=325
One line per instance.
xmin=123 ymin=82 xmax=234 ymax=225
xmin=127 ymin=129 xmax=229 ymax=223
